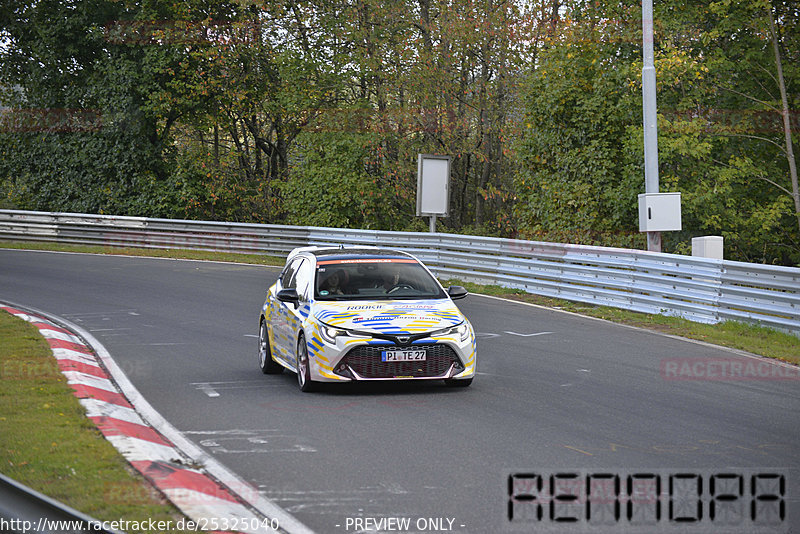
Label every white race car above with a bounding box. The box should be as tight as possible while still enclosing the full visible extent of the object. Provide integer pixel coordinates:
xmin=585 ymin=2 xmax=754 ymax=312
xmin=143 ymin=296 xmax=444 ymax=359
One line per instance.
xmin=259 ymin=246 xmax=476 ymax=391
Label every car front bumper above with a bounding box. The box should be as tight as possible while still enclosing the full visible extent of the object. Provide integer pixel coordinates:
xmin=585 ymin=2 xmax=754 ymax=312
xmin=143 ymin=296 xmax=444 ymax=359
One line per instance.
xmin=304 ymin=322 xmax=476 ymax=382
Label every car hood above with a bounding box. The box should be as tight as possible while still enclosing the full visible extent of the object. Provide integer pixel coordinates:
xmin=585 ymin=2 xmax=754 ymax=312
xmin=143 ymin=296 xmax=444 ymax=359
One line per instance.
xmin=313 ymin=299 xmax=464 ymax=334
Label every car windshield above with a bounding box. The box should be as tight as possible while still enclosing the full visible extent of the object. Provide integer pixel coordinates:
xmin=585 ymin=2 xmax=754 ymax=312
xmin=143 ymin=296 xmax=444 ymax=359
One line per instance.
xmin=315 ymin=258 xmax=446 ymax=300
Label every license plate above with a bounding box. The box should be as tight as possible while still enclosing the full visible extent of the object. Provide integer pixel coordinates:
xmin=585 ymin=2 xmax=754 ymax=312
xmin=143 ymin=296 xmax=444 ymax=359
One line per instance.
xmin=381 ymin=349 xmax=427 ymax=362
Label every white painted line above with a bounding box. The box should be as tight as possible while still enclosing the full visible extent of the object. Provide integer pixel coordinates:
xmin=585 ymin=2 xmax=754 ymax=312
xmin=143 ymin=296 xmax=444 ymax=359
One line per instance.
xmin=190 ymin=380 xmax=276 ymax=392
xmin=61 ymin=371 xmax=117 ymax=393
xmin=561 ymin=368 xmax=592 ymax=387
xmin=195 ymin=384 xmax=220 ymax=398
xmin=51 ymin=348 xmax=101 ymax=366
xmin=61 ymin=309 xmax=140 ymax=318
xmin=184 ymin=429 xmax=282 ymax=436
xmin=161 ymin=489 xmax=273 ymax=534
xmin=475 ymin=332 xmax=500 ymax=339
xmin=4 ymin=311 xmax=37 ymax=323
xmin=103 ymin=434 xmax=185 ymax=464
xmin=189 ymin=381 xmax=271 ymax=385
xmin=79 ymin=398 xmax=144 ymax=426
xmin=504 ymin=331 xmax=553 ymax=337
xmin=37 ymin=328 xmax=83 ymax=344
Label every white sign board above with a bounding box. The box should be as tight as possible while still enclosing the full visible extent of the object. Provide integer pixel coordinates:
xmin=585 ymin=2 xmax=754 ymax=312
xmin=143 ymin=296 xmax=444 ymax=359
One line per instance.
xmin=416 ymin=154 xmax=450 ymax=217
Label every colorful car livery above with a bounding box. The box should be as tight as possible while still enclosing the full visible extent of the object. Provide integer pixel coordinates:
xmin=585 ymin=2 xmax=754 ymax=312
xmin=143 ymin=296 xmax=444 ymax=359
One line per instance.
xmin=258 ymin=246 xmax=476 ymax=391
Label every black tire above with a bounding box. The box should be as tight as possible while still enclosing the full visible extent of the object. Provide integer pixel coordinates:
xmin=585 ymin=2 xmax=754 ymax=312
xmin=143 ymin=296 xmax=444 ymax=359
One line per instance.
xmin=259 ymin=320 xmax=284 ymax=374
xmin=295 ymin=334 xmax=318 ymax=392
xmin=444 ymin=377 xmax=473 ymax=388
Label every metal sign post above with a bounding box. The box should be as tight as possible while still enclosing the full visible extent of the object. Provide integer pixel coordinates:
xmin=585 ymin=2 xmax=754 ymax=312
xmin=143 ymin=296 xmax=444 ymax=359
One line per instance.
xmin=642 ymin=0 xmax=661 ymax=252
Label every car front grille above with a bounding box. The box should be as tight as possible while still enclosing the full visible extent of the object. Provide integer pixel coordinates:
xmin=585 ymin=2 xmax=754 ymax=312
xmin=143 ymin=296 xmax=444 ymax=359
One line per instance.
xmin=338 ymin=343 xmax=463 ymax=379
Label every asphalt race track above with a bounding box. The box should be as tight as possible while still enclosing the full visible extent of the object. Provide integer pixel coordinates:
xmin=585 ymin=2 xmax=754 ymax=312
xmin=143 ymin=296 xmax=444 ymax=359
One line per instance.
xmin=2 ymin=249 xmax=798 ymax=533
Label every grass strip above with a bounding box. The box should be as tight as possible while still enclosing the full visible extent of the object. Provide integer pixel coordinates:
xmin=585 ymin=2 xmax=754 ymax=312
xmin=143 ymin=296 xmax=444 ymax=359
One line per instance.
xmin=0 ymin=311 xmax=204 ymax=533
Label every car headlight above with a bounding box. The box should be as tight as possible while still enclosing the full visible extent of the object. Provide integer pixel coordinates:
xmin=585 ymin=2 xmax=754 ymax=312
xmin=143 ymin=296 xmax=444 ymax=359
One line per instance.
xmin=319 ymin=324 xmax=348 ymax=344
xmin=318 ymin=322 xmax=369 ymax=345
xmin=432 ymin=321 xmax=470 ymax=342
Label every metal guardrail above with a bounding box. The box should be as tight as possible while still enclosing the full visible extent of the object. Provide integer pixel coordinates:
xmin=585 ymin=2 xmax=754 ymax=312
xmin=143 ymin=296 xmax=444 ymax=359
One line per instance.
xmin=1 ymin=209 xmax=798 ymax=334
xmin=0 ymin=472 xmax=123 ymax=533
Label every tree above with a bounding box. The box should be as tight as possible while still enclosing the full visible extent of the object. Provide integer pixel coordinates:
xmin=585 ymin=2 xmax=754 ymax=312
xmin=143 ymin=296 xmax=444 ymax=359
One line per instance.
xmin=665 ymin=0 xmax=799 ymax=263
xmin=514 ymin=1 xmax=646 ymax=247
xmin=2 ymin=0 xmax=796 ymax=264
xmin=0 ymin=0 xmax=224 ymax=216
xmin=514 ymin=0 xmax=799 ymax=263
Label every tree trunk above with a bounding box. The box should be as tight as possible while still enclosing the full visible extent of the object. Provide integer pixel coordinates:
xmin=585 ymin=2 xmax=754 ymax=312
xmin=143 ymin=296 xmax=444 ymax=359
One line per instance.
xmin=252 ymin=116 xmax=262 ymax=177
xmin=768 ymin=4 xmax=800 ymax=233
xmin=213 ymin=122 xmax=219 ymax=168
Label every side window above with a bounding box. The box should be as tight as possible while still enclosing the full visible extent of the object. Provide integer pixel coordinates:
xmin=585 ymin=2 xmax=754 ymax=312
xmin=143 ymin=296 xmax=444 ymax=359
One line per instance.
xmin=294 ymin=259 xmax=313 ymax=300
xmin=281 ymin=258 xmax=302 ymax=290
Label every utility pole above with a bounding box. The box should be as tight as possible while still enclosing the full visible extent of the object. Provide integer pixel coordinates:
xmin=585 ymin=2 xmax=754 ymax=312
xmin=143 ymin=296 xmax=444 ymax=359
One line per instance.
xmin=642 ymin=0 xmax=661 ymax=252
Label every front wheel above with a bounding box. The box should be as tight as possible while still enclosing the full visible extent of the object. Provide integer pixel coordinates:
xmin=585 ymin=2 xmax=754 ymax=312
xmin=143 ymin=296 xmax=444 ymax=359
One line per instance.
xmin=295 ymin=334 xmax=318 ymax=392
xmin=259 ymin=320 xmax=283 ymax=374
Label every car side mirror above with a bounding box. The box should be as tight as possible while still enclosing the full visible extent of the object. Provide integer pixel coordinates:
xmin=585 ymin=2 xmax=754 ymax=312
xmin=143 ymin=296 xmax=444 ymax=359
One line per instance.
xmin=277 ymin=288 xmax=300 ymax=304
xmin=447 ymin=285 xmax=468 ymax=300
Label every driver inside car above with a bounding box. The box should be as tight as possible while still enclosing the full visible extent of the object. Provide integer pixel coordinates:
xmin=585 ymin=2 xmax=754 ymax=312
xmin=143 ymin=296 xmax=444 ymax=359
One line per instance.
xmin=320 ymin=269 xmax=347 ymax=295
xmin=380 ymin=270 xmax=401 ymax=291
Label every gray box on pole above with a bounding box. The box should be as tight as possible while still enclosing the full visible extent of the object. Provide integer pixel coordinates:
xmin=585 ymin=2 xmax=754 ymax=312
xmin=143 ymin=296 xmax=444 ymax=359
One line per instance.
xmin=638 ymin=193 xmax=682 ymax=232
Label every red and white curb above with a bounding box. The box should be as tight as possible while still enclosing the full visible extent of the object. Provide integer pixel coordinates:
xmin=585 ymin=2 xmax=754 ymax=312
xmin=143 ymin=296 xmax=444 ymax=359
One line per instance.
xmin=1 ymin=304 xmax=313 ymax=534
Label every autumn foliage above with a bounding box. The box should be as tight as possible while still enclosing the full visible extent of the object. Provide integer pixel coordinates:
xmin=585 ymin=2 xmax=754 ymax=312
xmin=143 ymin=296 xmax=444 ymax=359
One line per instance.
xmin=0 ymin=0 xmax=797 ymax=264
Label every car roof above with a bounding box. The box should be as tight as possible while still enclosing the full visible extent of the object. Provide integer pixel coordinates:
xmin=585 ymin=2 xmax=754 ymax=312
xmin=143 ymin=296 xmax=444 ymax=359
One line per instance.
xmin=287 ymin=246 xmax=415 ymax=263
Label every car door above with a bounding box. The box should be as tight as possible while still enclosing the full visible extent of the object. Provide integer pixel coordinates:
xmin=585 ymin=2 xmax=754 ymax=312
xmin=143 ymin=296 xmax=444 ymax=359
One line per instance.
xmin=274 ymin=257 xmax=312 ymax=365
xmin=269 ymin=257 xmax=302 ymax=362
